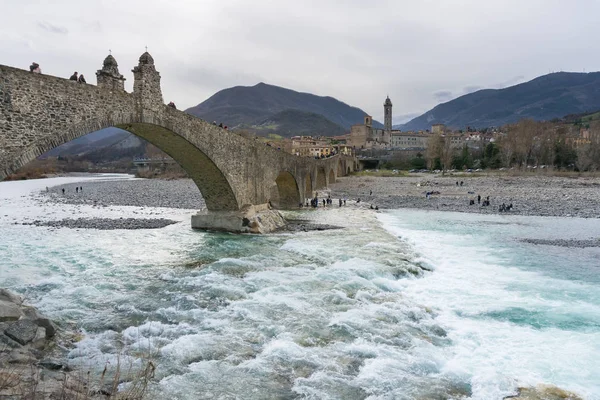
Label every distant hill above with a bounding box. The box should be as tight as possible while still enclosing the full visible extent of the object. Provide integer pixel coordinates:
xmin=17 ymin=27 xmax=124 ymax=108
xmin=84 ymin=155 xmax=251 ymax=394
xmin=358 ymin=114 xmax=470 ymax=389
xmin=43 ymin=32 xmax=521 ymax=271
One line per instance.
xmin=253 ymin=109 xmax=345 ymax=137
xmin=40 ymin=127 xmax=146 ymax=162
xmin=185 ymin=82 xmax=381 ymax=133
xmin=401 ymin=72 xmax=600 ymax=131
xmin=41 ymin=128 xmax=133 ymax=158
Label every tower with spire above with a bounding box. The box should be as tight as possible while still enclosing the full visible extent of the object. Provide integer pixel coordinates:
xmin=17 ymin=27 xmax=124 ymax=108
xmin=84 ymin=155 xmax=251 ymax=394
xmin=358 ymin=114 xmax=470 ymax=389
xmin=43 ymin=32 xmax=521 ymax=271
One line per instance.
xmin=384 ymin=96 xmax=393 ymax=132
xmin=132 ymin=51 xmax=164 ymax=113
xmin=96 ymin=53 xmax=126 ymax=91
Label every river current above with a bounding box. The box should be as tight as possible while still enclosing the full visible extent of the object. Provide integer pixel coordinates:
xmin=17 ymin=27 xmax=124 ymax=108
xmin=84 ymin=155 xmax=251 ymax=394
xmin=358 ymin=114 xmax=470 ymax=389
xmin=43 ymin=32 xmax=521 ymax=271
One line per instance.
xmin=1 ymin=176 xmax=599 ymax=399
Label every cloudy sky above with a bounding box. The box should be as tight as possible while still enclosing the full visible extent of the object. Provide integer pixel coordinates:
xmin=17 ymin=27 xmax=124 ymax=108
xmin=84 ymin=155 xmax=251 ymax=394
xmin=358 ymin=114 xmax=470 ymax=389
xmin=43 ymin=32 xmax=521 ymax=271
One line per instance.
xmin=2 ymin=0 xmax=599 ymax=124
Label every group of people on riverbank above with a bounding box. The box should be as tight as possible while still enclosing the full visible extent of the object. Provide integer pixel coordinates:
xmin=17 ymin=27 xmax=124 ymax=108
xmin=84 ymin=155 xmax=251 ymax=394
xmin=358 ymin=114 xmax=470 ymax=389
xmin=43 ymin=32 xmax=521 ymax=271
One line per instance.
xmin=301 ymin=193 xmax=383 ymax=211
xmin=57 ymin=186 xmax=83 ymax=195
xmin=303 ymin=193 xmax=348 ymax=208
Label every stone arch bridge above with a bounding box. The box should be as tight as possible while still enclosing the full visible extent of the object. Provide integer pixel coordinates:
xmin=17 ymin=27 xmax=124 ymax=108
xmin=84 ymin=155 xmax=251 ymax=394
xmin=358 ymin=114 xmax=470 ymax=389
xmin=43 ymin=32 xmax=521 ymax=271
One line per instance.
xmin=0 ymin=52 xmax=357 ymax=232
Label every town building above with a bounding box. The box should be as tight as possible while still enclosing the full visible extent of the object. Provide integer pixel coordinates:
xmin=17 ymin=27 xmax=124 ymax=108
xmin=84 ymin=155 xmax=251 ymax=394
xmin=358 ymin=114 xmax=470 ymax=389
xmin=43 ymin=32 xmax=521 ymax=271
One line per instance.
xmin=390 ymin=131 xmax=430 ymax=150
xmin=348 ymin=97 xmax=394 ymax=149
xmin=431 ymin=124 xmax=446 ymax=134
xmin=288 ymin=135 xmax=335 ymax=158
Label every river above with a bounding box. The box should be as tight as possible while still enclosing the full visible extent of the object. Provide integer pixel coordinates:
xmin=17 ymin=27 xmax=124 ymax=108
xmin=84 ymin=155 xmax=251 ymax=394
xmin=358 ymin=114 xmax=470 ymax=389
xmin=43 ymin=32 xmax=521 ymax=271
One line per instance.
xmin=0 ymin=175 xmax=598 ymax=399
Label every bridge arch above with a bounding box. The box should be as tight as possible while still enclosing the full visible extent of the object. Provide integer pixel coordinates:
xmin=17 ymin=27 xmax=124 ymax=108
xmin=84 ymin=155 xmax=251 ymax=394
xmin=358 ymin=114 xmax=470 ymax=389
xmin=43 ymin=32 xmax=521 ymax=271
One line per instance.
xmin=4 ymin=115 xmax=239 ymax=211
xmin=305 ymin=174 xmax=312 ymax=199
xmin=316 ymin=166 xmax=327 ymax=189
xmin=337 ymin=161 xmax=344 ymax=178
xmin=328 ymin=169 xmax=335 ymax=185
xmin=272 ymin=171 xmax=300 ymax=209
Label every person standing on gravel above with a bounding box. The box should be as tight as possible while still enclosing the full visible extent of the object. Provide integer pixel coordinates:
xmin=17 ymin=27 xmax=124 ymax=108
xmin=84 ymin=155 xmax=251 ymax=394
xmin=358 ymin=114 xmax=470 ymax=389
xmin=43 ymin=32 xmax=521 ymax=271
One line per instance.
xmin=477 ymin=194 xmax=481 ymax=204
xmin=61 ymin=188 xmax=65 ymax=195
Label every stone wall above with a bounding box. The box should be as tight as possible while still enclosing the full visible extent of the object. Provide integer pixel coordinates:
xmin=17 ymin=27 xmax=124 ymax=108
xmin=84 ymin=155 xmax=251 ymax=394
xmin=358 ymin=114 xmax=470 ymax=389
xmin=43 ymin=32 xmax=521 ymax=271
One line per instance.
xmin=0 ymin=56 xmax=356 ymax=216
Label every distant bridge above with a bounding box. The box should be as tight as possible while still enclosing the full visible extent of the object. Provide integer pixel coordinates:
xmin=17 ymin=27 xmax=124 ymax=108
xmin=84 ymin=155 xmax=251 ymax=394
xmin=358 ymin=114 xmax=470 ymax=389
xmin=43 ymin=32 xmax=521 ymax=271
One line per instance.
xmin=0 ymin=52 xmax=357 ymax=230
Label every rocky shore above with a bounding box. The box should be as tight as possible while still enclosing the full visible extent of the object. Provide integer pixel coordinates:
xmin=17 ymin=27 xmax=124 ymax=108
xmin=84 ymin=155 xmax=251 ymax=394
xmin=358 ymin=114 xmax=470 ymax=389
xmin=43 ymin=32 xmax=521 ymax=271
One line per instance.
xmin=35 ymin=173 xmax=600 ymax=239
xmin=44 ymin=179 xmax=204 ymax=209
xmin=0 ymin=288 xmax=90 ymax=398
xmin=23 ymin=217 xmax=178 ymax=230
xmin=0 ymin=288 xmax=153 ymax=399
xmin=44 ymin=173 xmax=600 ymax=220
xmin=330 ymin=173 xmax=600 ymax=219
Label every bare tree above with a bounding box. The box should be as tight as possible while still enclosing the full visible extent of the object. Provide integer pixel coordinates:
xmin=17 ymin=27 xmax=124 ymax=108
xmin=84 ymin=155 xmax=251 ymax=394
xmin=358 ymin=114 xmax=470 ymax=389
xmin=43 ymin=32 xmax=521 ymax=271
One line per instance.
xmin=425 ymin=134 xmax=442 ymax=170
xmin=497 ymin=127 xmax=517 ymax=168
xmin=439 ymin=135 xmax=455 ymax=174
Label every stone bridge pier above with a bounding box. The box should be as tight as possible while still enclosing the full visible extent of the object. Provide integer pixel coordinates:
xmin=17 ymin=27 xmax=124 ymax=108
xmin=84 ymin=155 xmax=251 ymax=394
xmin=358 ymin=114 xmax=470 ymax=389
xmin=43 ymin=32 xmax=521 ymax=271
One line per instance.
xmin=0 ymin=52 xmax=357 ymax=233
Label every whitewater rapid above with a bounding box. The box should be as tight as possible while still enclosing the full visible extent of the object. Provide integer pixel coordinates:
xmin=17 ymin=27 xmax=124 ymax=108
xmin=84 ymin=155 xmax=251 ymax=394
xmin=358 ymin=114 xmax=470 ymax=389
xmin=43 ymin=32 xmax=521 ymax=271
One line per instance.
xmin=1 ymin=176 xmax=598 ymax=399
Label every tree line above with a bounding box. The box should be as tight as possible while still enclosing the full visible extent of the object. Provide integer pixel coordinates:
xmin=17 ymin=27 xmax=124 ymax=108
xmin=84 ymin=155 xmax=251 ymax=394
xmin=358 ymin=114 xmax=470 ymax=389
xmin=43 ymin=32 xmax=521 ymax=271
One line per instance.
xmin=423 ymin=118 xmax=600 ymax=172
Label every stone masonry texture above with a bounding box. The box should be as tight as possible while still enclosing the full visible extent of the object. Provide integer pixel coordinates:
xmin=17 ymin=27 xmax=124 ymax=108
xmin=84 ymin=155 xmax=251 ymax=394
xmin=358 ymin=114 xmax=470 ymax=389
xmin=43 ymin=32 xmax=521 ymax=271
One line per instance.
xmin=0 ymin=53 xmax=357 ymax=211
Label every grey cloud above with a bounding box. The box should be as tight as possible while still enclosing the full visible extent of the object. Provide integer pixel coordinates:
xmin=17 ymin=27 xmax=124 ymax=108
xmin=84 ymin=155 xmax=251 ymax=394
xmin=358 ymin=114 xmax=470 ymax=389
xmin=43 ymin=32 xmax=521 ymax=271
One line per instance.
xmin=463 ymin=85 xmax=482 ymax=94
xmin=1 ymin=1 xmax=599 ymax=118
xmin=433 ymin=91 xmax=454 ymax=102
xmin=494 ymin=75 xmax=526 ymax=89
xmin=37 ymin=21 xmax=68 ymax=34
xmin=393 ymin=113 xmax=421 ymax=125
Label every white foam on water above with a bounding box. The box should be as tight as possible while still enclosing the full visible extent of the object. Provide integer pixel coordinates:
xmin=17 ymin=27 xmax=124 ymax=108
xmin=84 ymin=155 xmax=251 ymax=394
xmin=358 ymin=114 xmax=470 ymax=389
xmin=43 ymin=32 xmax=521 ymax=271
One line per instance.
xmin=11 ymin=177 xmax=599 ymax=398
xmin=379 ymin=210 xmax=600 ymax=400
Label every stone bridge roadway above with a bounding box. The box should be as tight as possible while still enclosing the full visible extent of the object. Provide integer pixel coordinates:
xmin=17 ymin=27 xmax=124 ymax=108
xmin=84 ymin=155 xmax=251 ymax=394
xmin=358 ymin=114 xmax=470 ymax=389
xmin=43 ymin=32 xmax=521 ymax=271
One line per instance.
xmin=0 ymin=52 xmax=358 ymax=231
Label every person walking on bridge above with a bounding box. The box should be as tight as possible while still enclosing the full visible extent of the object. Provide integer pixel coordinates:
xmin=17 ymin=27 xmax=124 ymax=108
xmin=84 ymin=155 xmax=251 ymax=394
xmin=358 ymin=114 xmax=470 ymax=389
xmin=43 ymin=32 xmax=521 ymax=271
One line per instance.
xmin=70 ymin=72 xmax=78 ymax=81
xmin=29 ymin=62 xmax=41 ymax=73
xmin=77 ymin=74 xmax=86 ymax=84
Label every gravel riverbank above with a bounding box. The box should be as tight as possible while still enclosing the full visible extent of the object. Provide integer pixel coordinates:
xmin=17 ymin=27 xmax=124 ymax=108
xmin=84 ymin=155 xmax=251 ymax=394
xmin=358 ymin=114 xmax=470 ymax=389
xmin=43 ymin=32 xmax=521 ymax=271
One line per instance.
xmin=330 ymin=173 xmax=600 ymax=219
xmin=37 ymin=174 xmax=600 ymax=234
xmin=23 ymin=217 xmax=178 ymax=230
xmin=44 ymin=179 xmax=205 ymax=209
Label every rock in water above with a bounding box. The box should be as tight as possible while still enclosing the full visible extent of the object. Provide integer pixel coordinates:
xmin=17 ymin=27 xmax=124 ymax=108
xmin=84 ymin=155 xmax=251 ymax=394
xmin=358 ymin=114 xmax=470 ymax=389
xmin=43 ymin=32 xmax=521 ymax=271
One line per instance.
xmin=0 ymin=299 xmax=23 ymax=322
xmin=4 ymin=319 xmax=39 ymax=345
xmin=505 ymin=384 xmax=583 ymax=400
xmin=22 ymin=306 xmax=57 ymax=338
xmin=0 ymin=288 xmax=24 ymax=305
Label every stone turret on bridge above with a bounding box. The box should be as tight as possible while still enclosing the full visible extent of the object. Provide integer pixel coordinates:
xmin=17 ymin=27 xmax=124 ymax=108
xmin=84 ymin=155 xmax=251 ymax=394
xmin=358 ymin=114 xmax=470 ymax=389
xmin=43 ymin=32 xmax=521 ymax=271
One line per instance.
xmin=96 ymin=54 xmax=125 ymax=92
xmin=132 ymin=52 xmax=164 ymax=114
xmin=0 ymin=51 xmax=358 ymax=232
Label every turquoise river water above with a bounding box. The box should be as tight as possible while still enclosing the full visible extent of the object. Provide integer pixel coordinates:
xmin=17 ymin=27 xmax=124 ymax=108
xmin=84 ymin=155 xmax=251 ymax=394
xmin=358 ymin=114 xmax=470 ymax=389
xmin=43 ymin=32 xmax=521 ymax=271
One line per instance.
xmin=0 ymin=176 xmax=599 ymax=399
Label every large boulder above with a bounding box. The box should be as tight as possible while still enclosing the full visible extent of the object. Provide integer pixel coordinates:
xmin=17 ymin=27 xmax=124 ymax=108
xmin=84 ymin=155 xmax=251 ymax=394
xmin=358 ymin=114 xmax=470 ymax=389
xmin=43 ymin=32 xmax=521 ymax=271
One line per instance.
xmin=505 ymin=384 xmax=583 ymax=400
xmin=0 ymin=299 xmax=22 ymax=322
xmin=4 ymin=319 xmax=39 ymax=345
xmin=22 ymin=306 xmax=56 ymax=338
xmin=0 ymin=289 xmax=24 ymax=305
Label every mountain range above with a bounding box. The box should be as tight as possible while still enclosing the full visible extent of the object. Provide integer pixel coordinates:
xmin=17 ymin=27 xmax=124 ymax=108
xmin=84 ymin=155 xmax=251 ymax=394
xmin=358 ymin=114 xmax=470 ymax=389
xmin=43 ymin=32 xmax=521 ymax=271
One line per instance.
xmin=401 ymin=72 xmax=600 ymax=131
xmin=185 ymin=82 xmax=381 ymax=137
xmin=43 ymin=71 xmax=600 ymax=162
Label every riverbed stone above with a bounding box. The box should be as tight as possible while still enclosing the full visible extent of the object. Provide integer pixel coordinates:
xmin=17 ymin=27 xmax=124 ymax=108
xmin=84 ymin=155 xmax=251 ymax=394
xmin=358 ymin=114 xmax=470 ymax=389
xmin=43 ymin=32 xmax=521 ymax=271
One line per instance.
xmin=39 ymin=359 xmax=63 ymax=370
xmin=0 ymin=331 xmax=22 ymax=349
xmin=505 ymin=384 xmax=583 ymax=400
xmin=0 ymin=299 xmax=23 ymax=322
xmin=0 ymin=288 xmax=24 ymax=305
xmin=22 ymin=306 xmax=57 ymax=338
xmin=4 ymin=319 xmax=39 ymax=345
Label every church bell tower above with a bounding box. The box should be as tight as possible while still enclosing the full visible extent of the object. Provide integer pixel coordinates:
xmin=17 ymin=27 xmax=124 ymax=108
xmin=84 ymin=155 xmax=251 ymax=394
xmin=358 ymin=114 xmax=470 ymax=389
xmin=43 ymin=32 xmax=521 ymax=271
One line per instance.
xmin=384 ymin=96 xmax=392 ymax=132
